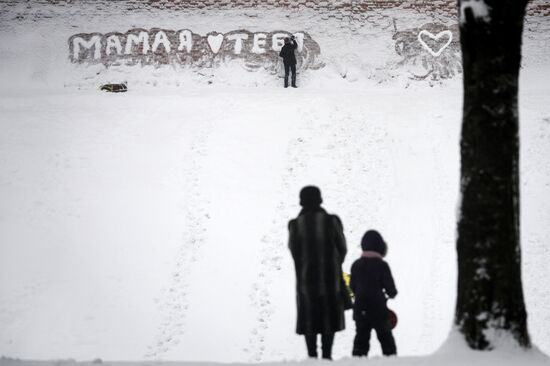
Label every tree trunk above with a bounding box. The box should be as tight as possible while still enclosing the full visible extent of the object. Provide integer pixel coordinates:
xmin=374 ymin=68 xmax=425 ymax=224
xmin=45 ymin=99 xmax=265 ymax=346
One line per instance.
xmin=455 ymin=0 xmax=530 ymax=349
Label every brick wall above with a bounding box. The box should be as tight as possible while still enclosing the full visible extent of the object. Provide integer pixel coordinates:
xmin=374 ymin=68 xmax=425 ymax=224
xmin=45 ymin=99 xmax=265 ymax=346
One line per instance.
xmin=5 ymin=0 xmax=549 ymax=19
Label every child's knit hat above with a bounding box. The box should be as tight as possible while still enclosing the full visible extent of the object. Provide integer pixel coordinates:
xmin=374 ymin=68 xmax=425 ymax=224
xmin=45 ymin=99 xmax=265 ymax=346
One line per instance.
xmin=360 ymin=230 xmax=388 ymax=257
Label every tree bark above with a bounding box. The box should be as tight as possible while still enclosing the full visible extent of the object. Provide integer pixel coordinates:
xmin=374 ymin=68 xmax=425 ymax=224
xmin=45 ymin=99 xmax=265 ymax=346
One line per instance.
xmin=455 ymin=0 xmax=530 ymax=349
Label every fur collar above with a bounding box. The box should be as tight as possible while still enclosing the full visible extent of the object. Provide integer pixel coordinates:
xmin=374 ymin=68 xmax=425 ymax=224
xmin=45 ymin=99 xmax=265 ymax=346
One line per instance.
xmin=361 ymin=250 xmax=383 ymax=259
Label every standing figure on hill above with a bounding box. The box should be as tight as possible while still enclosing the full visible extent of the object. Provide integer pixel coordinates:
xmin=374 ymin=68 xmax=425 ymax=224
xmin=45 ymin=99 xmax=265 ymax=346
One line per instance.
xmin=350 ymin=230 xmax=398 ymax=357
xmin=288 ymin=186 xmax=347 ymax=360
xmin=279 ymin=35 xmax=298 ymax=88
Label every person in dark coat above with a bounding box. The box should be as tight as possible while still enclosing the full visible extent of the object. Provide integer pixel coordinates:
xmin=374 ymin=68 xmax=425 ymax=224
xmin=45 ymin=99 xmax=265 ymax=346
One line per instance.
xmin=288 ymin=186 xmax=347 ymax=360
xmin=279 ymin=36 xmax=298 ymax=88
xmin=350 ymin=230 xmax=397 ymax=357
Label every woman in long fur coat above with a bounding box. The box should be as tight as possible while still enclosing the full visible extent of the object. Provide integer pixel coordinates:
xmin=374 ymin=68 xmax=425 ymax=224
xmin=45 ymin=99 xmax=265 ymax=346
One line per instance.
xmin=288 ymin=186 xmax=347 ymax=360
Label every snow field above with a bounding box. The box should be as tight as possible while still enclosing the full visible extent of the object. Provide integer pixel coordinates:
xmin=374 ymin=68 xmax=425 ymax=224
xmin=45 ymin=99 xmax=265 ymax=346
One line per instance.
xmin=1 ymin=1 xmax=550 ymax=364
xmin=1 ymin=78 xmax=549 ymax=362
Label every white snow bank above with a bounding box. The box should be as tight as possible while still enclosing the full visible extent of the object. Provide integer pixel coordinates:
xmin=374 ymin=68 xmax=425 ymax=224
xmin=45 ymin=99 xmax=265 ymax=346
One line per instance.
xmin=1 ymin=331 xmax=549 ymax=366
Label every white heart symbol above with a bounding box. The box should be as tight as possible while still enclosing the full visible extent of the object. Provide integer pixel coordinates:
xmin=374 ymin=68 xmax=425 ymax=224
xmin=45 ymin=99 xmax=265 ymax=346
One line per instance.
xmin=207 ymin=33 xmax=224 ymax=54
xmin=417 ymin=30 xmax=452 ymax=57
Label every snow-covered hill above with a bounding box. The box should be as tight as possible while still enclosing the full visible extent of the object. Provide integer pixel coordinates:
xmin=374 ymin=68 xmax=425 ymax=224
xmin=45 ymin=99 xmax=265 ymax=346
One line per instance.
xmin=0 ymin=1 xmax=549 ymax=364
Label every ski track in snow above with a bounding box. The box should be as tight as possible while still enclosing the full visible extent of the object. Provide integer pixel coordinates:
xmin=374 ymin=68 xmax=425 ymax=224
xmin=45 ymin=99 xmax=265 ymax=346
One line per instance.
xmin=247 ymin=101 xmax=396 ymax=360
xmin=246 ymin=107 xmax=309 ymax=362
xmin=246 ymin=102 xmax=341 ymax=361
xmin=324 ymin=105 xmax=394 ymax=356
xmin=325 ymin=105 xmax=392 ymax=244
xmin=146 ymin=123 xmax=212 ymax=359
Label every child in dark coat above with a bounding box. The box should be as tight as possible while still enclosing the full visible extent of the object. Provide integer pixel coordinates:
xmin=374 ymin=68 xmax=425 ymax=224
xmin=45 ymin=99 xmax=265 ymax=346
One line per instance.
xmin=350 ymin=230 xmax=397 ymax=357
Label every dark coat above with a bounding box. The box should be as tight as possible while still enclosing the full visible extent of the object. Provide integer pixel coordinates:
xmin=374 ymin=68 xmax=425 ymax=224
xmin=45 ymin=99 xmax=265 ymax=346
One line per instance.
xmin=288 ymin=207 xmax=347 ymax=335
xmin=350 ymin=257 xmax=397 ymax=323
xmin=279 ymin=40 xmax=297 ymax=65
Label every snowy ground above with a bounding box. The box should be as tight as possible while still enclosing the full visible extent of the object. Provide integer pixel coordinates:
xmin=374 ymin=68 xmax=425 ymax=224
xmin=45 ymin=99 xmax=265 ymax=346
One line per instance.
xmin=1 ymin=333 xmax=550 ymax=366
xmin=1 ymin=2 xmax=550 ymax=365
xmin=1 ymin=73 xmax=550 ymax=363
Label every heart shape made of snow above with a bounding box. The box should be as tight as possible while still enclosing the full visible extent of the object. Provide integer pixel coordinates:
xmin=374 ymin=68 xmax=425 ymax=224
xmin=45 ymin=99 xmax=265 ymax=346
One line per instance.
xmin=207 ymin=33 xmax=224 ymax=54
xmin=417 ymin=30 xmax=453 ymax=57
